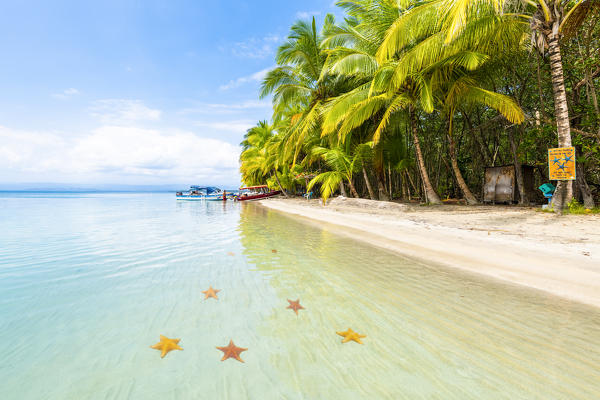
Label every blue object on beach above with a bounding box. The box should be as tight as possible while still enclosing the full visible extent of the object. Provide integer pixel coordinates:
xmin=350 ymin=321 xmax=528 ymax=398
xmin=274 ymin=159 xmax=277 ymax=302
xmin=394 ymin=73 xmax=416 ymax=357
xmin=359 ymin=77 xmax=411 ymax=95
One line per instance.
xmin=539 ymin=183 xmax=555 ymax=206
xmin=539 ymin=183 xmax=555 ymax=198
xmin=303 ymin=191 xmax=313 ymax=200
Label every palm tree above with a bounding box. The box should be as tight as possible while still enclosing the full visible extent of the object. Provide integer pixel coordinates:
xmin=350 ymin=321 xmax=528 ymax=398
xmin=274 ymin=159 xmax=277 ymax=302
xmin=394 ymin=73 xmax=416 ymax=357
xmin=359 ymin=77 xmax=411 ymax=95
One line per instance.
xmin=261 ymin=15 xmax=353 ymax=162
xmin=439 ymin=73 xmax=524 ymax=204
xmin=239 ymin=121 xmax=288 ymax=196
xmin=374 ymin=0 xmax=526 ymax=204
xmin=437 ymin=0 xmax=600 ymax=210
xmin=353 ymin=142 xmax=377 ymax=200
xmin=320 ymin=0 xmax=443 ymax=203
xmin=307 ymin=145 xmax=360 ymax=201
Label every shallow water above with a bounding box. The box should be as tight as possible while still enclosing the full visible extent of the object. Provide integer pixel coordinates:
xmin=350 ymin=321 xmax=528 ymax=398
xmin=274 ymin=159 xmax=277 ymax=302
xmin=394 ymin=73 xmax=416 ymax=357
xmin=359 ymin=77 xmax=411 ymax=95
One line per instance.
xmin=0 ymin=192 xmax=599 ymax=399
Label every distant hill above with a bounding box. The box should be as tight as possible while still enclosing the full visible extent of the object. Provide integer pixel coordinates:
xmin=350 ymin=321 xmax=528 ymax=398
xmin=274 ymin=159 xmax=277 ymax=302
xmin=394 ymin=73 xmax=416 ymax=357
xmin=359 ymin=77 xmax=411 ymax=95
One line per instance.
xmin=0 ymin=183 xmax=241 ymax=192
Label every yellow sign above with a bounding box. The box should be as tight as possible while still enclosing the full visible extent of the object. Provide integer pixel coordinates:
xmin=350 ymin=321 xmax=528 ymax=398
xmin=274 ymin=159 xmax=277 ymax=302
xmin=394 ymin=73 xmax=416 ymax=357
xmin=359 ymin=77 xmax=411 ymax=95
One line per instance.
xmin=548 ymin=147 xmax=576 ymax=180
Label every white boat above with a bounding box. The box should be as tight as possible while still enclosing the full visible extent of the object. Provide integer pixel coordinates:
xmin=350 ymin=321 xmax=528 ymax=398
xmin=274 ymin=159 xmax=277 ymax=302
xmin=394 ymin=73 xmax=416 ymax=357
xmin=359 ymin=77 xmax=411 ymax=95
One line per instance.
xmin=175 ymin=186 xmax=234 ymax=201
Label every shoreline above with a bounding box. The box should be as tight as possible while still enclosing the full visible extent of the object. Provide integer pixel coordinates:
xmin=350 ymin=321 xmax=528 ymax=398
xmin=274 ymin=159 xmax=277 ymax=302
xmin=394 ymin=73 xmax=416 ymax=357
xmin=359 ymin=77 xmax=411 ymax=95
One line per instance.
xmin=258 ymin=197 xmax=600 ymax=308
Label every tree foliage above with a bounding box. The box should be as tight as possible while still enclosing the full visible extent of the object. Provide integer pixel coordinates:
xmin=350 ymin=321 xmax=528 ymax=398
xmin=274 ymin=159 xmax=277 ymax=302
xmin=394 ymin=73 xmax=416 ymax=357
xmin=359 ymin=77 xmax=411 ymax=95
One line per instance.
xmin=239 ymin=0 xmax=599 ymax=209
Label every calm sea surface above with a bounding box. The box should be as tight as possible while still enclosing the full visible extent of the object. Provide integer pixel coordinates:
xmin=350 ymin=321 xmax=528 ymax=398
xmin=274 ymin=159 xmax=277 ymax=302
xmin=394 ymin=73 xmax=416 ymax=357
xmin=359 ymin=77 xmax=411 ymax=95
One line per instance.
xmin=1 ymin=192 xmax=599 ymax=399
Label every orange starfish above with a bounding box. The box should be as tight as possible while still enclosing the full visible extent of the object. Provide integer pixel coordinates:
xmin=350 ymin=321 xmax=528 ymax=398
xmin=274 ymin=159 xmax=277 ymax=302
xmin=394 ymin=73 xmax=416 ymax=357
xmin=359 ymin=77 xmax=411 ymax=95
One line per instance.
xmin=203 ymin=286 xmax=220 ymax=300
xmin=150 ymin=335 xmax=183 ymax=358
xmin=227 ymin=252 xmax=235 ymax=256
xmin=286 ymin=299 xmax=305 ymax=315
xmin=216 ymin=340 xmax=247 ymax=363
xmin=336 ymin=328 xmax=366 ymax=344
xmin=271 ymin=249 xmax=277 ymax=253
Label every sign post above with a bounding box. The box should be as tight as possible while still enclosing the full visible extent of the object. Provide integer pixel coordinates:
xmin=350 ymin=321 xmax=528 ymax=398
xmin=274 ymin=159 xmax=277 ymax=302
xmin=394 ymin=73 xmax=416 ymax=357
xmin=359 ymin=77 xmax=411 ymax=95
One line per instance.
xmin=548 ymin=147 xmax=576 ymax=181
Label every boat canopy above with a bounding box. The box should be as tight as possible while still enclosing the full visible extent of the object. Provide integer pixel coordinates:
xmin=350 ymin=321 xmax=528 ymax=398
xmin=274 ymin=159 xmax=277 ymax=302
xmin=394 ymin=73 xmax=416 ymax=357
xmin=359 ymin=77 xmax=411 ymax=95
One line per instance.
xmin=239 ymin=185 xmax=269 ymax=190
xmin=189 ymin=186 xmax=221 ymax=194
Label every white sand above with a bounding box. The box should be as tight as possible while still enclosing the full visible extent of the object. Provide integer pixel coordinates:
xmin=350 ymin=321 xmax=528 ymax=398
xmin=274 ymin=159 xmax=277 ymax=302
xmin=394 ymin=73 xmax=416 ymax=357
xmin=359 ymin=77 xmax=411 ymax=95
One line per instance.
xmin=259 ymin=197 xmax=600 ymax=308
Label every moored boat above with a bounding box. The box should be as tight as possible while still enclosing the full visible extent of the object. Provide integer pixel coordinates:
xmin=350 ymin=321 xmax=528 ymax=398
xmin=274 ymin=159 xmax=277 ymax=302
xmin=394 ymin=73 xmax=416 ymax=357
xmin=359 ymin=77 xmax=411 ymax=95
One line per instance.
xmin=236 ymin=185 xmax=281 ymax=201
xmin=176 ymin=186 xmax=234 ymax=201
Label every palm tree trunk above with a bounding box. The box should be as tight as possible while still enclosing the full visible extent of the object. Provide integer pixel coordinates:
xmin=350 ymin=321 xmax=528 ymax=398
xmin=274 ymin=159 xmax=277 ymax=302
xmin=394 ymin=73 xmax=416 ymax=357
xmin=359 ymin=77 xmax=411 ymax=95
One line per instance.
xmin=388 ymin=164 xmax=393 ymax=200
xmin=447 ymin=118 xmax=478 ymax=205
xmin=508 ymin=128 xmax=528 ymax=205
xmin=376 ymin=174 xmax=389 ymax=201
xmin=273 ymin=169 xmax=288 ymax=197
xmin=546 ymin=34 xmax=573 ymax=211
xmin=348 ymin=179 xmax=359 ymax=198
xmin=339 ymin=182 xmax=347 ymax=197
xmin=405 ymin=170 xmax=416 ymax=197
xmin=410 ymin=107 xmax=441 ymax=204
xmin=576 ymin=155 xmax=595 ymax=208
xmin=362 ymin=166 xmax=376 ymax=200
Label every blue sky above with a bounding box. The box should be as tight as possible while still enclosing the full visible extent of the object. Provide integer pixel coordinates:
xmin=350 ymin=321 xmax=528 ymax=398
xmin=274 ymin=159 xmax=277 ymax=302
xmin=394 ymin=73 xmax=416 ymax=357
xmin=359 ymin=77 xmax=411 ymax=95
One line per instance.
xmin=0 ymin=0 xmax=342 ymax=187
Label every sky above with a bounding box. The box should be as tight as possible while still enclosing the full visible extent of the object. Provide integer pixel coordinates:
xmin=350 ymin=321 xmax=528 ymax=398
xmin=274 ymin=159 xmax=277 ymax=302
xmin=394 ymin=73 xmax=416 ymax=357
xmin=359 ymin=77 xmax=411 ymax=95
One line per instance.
xmin=0 ymin=0 xmax=343 ymax=188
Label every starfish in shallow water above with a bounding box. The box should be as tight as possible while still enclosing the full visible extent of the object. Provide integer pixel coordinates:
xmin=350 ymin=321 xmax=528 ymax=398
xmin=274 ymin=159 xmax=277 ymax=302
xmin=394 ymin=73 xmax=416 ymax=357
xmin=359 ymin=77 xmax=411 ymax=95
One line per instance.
xmin=203 ymin=286 xmax=220 ymax=300
xmin=271 ymin=249 xmax=277 ymax=253
xmin=336 ymin=328 xmax=366 ymax=344
xmin=216 ymin=340 xmax=247 ymax=363
xmin=150 ymin=335 xmax=183 ymax=358
xmin=286 ymin=299 xmax=305 ymax=315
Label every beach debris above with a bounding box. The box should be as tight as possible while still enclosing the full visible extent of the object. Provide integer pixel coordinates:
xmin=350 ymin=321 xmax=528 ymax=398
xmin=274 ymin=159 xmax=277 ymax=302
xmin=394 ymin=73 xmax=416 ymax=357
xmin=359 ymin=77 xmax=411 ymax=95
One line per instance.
xmin=336 ymin=328 xmax=366 ymax=344
xmin=202 ymin=286 xmax=220 ymax=300
xmin=286 ymin=299 xmax=305 ymax=315
xmin=150 ymin=335 xmax=183 ymax=358
xmin=582 ymin=251 xmax=590 ymax=256
xmin=271 ymin=249 xmax=277 ymax=253
xmin=216 ymin=340 xmax=247 ymax=363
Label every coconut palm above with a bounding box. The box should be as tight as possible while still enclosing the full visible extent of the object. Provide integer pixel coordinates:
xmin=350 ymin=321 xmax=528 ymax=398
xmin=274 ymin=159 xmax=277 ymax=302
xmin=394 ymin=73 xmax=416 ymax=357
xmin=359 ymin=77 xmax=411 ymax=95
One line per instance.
xmin=307 ymin=145 xmax=361 ymax=201
xmin=320 ymin=0 xmax=443 ymax=202
xmin=260 ymin=15 xmax=357 ymax=163
xmin=433 ymin=0 xmax=600 ymax=210
xmin=373 ymin=0 xmax=526 ymax=203
xmin=239 ymin=121 xmax=288 ymax=196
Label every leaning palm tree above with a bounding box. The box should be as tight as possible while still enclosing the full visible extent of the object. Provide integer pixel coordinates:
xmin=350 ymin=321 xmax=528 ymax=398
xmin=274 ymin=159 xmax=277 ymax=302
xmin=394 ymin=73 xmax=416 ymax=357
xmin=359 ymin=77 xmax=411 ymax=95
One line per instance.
xmin=373 ymin=0 xmax=526 ymax=203
xmin=261 ymin=15 xmax=355 ymax=163
xmin=438 ymin=71 xmax=524 ymax=204
xmin=433 ymin=0 xmax=600 ymax=210
xmin=307 ymin=145 xmax=360 ymax=201
xmin=320 ymin=0 xmax=444 ymax=203
xmin=239 ymin=121 xmax=288 ymax=196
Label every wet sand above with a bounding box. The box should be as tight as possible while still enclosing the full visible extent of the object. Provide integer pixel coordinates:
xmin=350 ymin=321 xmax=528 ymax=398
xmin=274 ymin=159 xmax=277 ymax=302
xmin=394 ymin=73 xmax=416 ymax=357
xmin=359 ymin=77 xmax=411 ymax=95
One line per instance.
xmin=259 ymin=197 xmax=600 ymax=308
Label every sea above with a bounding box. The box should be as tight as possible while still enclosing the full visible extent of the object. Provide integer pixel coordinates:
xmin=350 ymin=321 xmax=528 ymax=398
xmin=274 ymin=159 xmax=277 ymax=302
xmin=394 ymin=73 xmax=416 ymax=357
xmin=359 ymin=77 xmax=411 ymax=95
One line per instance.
xmin=0 ymin=191 xmax=599 ymax=399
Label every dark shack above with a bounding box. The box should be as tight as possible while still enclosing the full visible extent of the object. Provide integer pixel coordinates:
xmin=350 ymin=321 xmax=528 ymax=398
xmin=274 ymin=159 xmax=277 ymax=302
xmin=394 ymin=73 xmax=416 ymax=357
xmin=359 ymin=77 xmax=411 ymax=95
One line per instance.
xmin=483 ymin=165 xmax=536 ymax=204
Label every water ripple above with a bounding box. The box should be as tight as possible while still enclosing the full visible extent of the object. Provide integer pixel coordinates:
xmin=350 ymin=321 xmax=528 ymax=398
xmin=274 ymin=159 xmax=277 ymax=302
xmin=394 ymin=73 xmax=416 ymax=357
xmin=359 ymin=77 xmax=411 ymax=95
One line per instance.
xmin=0 ymin=193 xmax=599 ymax=399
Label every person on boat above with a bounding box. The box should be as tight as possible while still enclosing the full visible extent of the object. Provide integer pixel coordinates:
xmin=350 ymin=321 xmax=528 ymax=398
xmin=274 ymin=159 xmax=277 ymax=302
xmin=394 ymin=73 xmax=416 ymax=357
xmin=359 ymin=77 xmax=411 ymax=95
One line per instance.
xmin=223 ymin=190 xmax=227 ymax=201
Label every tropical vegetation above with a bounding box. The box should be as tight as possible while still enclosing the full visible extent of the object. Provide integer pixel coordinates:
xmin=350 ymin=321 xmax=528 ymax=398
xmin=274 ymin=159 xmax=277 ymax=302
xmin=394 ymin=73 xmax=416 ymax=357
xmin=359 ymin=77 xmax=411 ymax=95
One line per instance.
xmin=239 ymin=0 xmax=600 ymax=212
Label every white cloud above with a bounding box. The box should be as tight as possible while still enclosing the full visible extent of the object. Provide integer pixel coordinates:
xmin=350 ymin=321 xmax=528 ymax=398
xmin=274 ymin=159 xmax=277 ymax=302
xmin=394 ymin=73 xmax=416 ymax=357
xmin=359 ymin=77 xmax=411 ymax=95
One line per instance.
xmin=179 ymin=100 xmax=271 ymax=115
xmin=0 ymin=125 xmax=240 ymax=184
xmin=219 ymin=67 xmax=272 ymax=91
xmin=227 ymin=35 xmax=281 ymax=59
xmin=52 ymin=88 xmax=80 ymax=100
xmin=296 ymin=11 xmax=321 ymax=19
xmin=89 ymin=99 xmax=162 ymax=123
xmin=195 ymin=120 xmax=255 ymax=133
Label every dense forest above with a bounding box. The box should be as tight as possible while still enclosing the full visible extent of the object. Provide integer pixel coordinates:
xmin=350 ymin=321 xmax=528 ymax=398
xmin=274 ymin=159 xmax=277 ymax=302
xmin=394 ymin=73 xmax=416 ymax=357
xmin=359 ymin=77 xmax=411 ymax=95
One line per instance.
xmin=239 ymin=0 xmax=600 ymax=212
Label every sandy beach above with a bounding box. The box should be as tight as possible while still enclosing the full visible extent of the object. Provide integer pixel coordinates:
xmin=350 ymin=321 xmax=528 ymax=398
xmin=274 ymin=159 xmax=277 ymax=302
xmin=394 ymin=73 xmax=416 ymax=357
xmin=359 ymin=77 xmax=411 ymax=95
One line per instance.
xmin=259 ymin=197 xmax=600 ymax=308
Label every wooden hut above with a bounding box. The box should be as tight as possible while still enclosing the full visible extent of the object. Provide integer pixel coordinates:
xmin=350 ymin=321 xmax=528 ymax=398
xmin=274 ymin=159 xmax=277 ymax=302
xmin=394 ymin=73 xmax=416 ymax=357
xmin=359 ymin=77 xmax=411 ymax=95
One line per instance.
xmin=483 ymin=165 xmax=536 ymax=204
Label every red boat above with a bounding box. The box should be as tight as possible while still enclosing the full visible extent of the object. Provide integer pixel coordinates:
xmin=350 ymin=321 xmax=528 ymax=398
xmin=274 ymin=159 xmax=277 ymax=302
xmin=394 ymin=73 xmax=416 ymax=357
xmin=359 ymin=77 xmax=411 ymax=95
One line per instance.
xmin=236 ymin=185 xmax=281 ymax=201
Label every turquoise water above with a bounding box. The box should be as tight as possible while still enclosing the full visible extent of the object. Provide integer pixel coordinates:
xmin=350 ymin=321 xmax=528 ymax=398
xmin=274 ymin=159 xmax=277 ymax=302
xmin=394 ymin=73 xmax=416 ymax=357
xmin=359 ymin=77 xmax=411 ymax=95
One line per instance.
xmin=1 ymin=192 xmax=599 ymax=399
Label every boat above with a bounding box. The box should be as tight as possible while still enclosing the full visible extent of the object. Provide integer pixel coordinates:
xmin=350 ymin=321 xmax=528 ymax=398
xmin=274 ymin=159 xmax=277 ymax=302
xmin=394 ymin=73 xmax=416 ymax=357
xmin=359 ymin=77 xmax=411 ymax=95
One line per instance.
xmin=176 ymin=186 xmax=234 ymax=201
xmin=236 ymin=185 xmax=281 ymax=201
